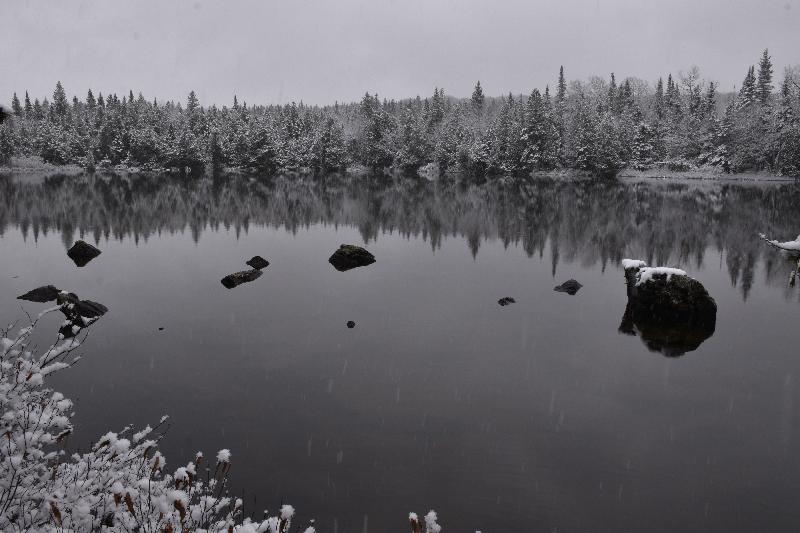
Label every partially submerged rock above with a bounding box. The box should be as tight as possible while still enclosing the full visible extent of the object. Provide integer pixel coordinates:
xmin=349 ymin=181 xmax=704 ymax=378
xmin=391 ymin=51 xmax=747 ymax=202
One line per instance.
xmin=67 ymin=240 xmax=102 ymax=267
xmin=346 ymin=320 xmax=356 ymax=329
xmin=246 ymin=255 xmax=270 ymax=270
xmin=622 ymin=260 xmax=716 ymax=326
xmin=498 ymin=297 xmax=516 ymax=306
xmin=17 ymin=284 xmax=108 ymax=339
xmin=619 ymin=259 xmax=716 ymax=355
xmin=554 ymin=279 xmax=582 ymax=295
xmin=328 ymin=244 xmax=376 ymax=272
xmin=220 ymin=269 xmax=263 ymax=289
xmin=17 ymin=285 xmax=61 ymax=302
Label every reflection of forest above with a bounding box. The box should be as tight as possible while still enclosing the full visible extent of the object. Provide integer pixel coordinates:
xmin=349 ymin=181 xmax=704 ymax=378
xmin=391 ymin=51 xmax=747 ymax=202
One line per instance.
xmin=2 ymin=173 xmax=800 ymax=299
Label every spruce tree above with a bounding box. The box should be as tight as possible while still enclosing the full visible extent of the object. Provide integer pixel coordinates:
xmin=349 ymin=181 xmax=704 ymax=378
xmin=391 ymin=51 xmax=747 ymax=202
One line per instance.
xmin=52 ymin=81 xmax=68 ymax=118
xmin=24 ymin=92 xmax=32 ymax=116
xmin=11 ymin=93 xmax=22 ymax=116
xmin=703 ymin=82 xmax=717 ymax=117
xmin=756 ymin=49 xmax=773 ymax=103
xmin=607 ymin=73 xmax=618 ymax=113
xmin=738 ymin=66 xmax=757 ymax=108
xmin=654 ymin=77 xmax=664 ymax=119
xmin=556 ymin=66 xmax=567 ymax=104
xmin=471 ymin=81 xmax=485 ymax=111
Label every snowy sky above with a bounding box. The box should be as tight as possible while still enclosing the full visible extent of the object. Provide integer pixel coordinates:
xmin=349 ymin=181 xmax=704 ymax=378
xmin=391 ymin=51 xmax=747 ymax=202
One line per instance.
xmin=2 ymin=0 xmax=799 ymax=107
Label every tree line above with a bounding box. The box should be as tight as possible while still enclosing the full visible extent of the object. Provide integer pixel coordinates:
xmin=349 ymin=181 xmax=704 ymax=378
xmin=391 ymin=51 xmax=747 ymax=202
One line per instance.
xmin=1 ymin=49 xmax=799 ymax=177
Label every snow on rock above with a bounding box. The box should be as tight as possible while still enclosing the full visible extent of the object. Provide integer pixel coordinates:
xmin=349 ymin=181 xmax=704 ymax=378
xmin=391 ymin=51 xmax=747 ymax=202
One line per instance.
xmin=621 ymin=258 xmax=647 ymax=270
xmin=636 ymin=266 xmax=687 ymax=286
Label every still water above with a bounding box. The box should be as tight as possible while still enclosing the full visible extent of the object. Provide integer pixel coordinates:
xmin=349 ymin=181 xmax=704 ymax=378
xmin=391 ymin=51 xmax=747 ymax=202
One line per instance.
xmin=1 ymin=173 xmax=800 ymax=532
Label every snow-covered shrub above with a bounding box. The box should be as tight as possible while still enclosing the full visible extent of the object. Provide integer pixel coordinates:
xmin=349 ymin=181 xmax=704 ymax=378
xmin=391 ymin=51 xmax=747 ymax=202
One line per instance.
xmin=0 ymin=314 xmax=302 ymax=532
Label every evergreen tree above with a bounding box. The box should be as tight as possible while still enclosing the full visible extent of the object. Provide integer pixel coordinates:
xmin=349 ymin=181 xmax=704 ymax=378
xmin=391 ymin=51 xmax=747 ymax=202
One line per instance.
xmin=703 ymin=82 xmax=717 ymax=117
xmin=24 ymin=92 xmax=32 ymax=116
xmin=607 ymin=73 xmax=618 ymax=113
xmin=52 ymin=81 xmax=68 ymax=118
xmin=11 ymin=93 xmax=22 ymax=116
xmin=471 ymin=81 xmax=485 ymax=111
xmin=556 ymin=66 xmax=567 ymax=104
xmin=756 ymin=49 xmax=773 ymax=103
xmin=654 ymin=77 xmax=664 ymax=120
xmin=738 ymin=66 xmax=757 ymax=108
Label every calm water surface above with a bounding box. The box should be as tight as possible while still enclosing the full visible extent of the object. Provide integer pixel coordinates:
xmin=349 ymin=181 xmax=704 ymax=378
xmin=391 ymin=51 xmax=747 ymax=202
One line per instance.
xmin=2 ymin=173 xmax=800 ymax=532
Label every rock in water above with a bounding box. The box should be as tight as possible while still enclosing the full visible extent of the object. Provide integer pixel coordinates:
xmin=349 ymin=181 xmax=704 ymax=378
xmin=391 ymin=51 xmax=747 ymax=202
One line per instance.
xmin=73 ymin=300 xmax=109 ymax=318
xmin=554 ymin=279 xmax=583 ymax=295
xmin=346 ymin=320 xmax=356 ymax=328
xmin=328 ymin=244 xmax=376 ymax=272
xmin=498 ymin=297 xmax=516 ymax=306
xmin=220 ymin=269 xmax=263 ymax=289
xmin=17 ymin=285 xmax=61 ymax=302
xmin=246 ymin=255 xmax=270 ymax=270
xmin=619 ymin=259 xmax=716 ymax=356
xmin=67 ymin=240 xmax=102 ymax=267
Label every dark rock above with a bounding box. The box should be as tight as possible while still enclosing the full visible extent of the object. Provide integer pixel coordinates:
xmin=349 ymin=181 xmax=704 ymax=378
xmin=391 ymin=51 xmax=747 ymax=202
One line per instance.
xmin=67 ymin=240 xmax=102 ymax=267
xmin=619 ymin=261 xmax=716 ymax=356
xmin=246 ymin=255 xmax=270 ymax=270
xmin=498 ymin=297 xmax=516 ymax=306
xmin=554 ymin=279 xmax=583 ymax=295
xmin=328 ymin=244 xmax=376 ymax=272
xmin=346 ymin=320 xmax=356 ymax=328
xmin=221 ymin=269 xmax=263 ymax=289
xmin=623 ymin=262 xmax=717 ymax=327
xmin=57 ymin=292 xmax=79 ymax=305
xmin=158 ymin=327 xmax=165 ymax=331
xmin=58 ymin=297 xmax=109 ymax=339
xmin=74 ymin=300 xmax=109 ymax=318
xmin=17 ymin=285 xmax=61 ymax=302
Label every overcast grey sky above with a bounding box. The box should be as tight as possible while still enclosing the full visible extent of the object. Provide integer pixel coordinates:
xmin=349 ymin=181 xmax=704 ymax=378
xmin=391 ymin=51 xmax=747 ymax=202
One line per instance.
xmin=3 ymin=0 xmax=799 ymax=107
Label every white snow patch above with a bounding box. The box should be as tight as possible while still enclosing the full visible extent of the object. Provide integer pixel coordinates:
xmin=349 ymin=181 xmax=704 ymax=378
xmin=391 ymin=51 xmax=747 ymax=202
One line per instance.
xmin=621 ymin=258 xmax=647 ymax=270
xmin=760 ymin=233 xmax=800 ymax=252
xmin=636 ymin=267 xmax=687 ymax=286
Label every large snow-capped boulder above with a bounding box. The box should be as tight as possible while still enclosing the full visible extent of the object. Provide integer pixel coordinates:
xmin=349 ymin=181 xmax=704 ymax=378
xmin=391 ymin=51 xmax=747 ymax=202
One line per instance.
xmin=67 ymin=240 xmax=102 ymax=267
xmin=621 ymin=259 xmax=716 ymax=325
xmin=619 ymin=259 xmax=716 ymax=356
xmin=328 ymin=244 xmax=376 ymax=272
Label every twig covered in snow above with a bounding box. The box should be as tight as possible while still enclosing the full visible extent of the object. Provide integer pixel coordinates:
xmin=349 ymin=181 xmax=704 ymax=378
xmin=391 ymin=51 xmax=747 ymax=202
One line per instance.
xmin=759 ymin=232 xmax=800 ymax=253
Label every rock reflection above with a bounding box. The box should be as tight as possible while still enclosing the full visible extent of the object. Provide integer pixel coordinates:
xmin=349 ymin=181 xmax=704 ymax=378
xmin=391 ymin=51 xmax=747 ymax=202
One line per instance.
xmin=618 ymin=303 xmax=716 ymax=357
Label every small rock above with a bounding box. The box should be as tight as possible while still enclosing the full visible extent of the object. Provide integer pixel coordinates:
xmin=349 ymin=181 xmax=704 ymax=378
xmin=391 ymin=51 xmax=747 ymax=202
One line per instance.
xmin=220 ymin=269 xmax=263 ymax=289
xmin=554 ymin=279 xmax=583 ymax=295
xmin=328 ymin=244 xmax=376 ymax=272
xmin=246 ymin=255 xmax=270 ymax=270
xmin=73 ymin=300 xmax=109 ymax=318
xmin=498 ymin=297 xmax=516 ymax=306
xmin=17 ymin=285 xmax=61 ymax=302
xmin=158 ymin=327 xmax=165 ymax=331
xmin=346 ymin=320 xmax=355 ymax=328
xmin=67 ymin=240 xmax=102 ymax=267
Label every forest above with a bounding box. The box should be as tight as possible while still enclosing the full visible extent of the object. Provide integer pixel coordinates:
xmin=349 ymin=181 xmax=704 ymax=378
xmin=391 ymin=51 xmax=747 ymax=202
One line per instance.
xmin=1 ymin=49 xmax=799 ymax=177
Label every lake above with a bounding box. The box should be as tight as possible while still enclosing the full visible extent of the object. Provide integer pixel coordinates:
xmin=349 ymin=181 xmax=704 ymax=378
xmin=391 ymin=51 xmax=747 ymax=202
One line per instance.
xmin=1 ymin=172 xmax=800 ymax=533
